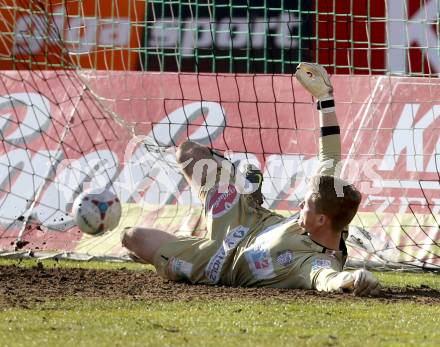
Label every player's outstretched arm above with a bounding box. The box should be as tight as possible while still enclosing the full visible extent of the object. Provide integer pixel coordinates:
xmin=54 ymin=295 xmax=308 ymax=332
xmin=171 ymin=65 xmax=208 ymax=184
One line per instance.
xmin=337 ymin=269 xmax=381 ymax=296
xmin=314 ymin=268 xmax=381 ymax=296
xmin=295 ymin=63 xmax=341 ymax=177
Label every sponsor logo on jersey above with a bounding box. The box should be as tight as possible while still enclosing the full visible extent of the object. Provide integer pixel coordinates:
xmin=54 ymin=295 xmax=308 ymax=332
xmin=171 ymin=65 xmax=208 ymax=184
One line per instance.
xmin=225 ymin=227 xmax=247 ymax=248
xmin=168 ymin=257 xmax=193 ymax=280
xmin=205 ymin=225 xmax=250 ymax=284
xmin=276 ymin=250 xmax=293 ymax=267
xmin=251 ymin=250 xmax=271 ymax=269
xmin=207 ymin=184 xmax=240 ymax=219
xmin=311 ymin=259 xmax=332 ymax=271
xmin=244 ymin=247 xmax=276 ymax=280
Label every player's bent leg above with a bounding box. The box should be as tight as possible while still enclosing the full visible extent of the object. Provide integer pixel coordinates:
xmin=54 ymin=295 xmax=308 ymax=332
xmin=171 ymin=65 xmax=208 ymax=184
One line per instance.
xmin=153 ymin=236 xmax=223 ymax=284
xmin=121 ymin=227 xmax=177 ymax=264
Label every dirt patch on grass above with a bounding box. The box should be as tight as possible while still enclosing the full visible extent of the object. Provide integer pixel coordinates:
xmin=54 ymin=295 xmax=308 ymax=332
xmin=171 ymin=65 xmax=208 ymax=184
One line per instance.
xmin=0 ymin=263 xmax=439 ymax=308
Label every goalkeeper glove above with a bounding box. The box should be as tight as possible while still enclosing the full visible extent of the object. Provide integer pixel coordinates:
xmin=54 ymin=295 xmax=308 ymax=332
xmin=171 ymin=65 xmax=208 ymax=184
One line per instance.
xmin=339 ymin=269 xmax=381 ymax=296
xmin=295 ymin=63 xmax=335 ymax=113
xmin=295 ymin=62 xmax=333 ymax=100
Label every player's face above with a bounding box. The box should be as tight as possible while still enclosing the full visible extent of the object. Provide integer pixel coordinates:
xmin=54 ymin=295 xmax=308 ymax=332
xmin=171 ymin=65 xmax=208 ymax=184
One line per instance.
xmin=299 ymin=192 xmax=315 ymax=228
xmin=298 ymin=191 xmax=321 ymax=231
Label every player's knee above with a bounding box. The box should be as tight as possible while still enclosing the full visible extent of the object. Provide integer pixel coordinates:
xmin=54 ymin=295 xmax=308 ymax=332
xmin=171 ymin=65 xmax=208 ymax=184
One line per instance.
xmin=121 ymin=227 xmax=138 ymax=250
xmin=121 ymin=227 xmax=161 ymax=265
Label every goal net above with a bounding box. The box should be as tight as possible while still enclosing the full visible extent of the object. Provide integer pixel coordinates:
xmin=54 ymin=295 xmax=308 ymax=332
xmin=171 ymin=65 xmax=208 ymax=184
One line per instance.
xmin=0 ymin=0 xmax=438 ymax=269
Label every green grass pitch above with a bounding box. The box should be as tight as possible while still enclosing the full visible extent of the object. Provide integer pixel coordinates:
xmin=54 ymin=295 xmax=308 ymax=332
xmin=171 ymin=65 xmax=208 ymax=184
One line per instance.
xmin=0 ymin=258 xmax=439 ymax=347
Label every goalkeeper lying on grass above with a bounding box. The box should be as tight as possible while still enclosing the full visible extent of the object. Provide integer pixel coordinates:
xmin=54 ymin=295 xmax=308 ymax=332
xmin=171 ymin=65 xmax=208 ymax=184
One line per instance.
xmin=122 ymin=63 xmax=381 ymax=296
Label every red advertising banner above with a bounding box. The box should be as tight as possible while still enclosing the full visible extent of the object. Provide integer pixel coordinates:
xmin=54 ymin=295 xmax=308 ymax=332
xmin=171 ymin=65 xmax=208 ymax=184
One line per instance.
xmin=0 ymin=0 xmax=145 ymax=70
xmin=0 ymin=71 xmax=438 ymax=265
xmin=317 ymin=0 xmax=439 ymax=75
xmin=316 ymin=0 xmax=386 ymax=74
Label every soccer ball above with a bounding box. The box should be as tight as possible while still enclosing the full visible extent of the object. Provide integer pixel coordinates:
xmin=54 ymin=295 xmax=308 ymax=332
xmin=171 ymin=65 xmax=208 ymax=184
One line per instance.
xmin=72 ymin=188 xmax=122 ymax=235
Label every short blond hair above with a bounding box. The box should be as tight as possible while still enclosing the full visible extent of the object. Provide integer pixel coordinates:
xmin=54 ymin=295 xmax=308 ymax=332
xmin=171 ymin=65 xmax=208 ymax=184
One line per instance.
xmin=308 ymin=175 xmax=362 ymax=231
